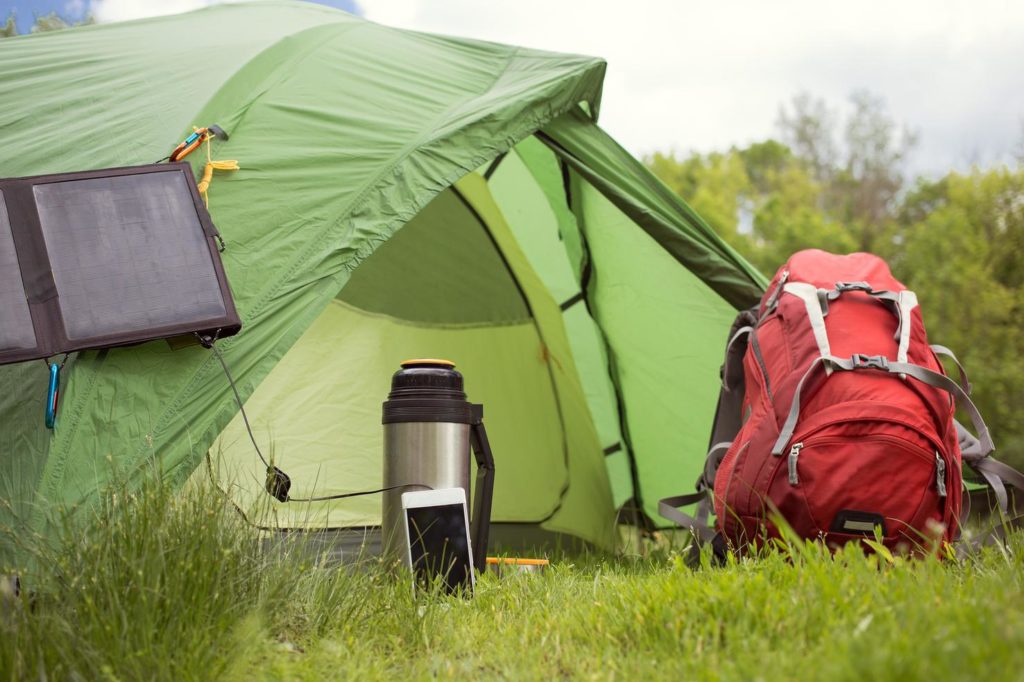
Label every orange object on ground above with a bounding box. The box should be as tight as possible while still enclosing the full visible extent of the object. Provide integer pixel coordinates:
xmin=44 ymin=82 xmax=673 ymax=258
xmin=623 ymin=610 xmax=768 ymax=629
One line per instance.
xmin=485 ymin=557 xmax=549 ymax=576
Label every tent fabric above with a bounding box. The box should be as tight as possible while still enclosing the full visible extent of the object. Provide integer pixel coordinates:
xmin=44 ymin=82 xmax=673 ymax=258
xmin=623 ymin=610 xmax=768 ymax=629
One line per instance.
xmin=0 ymin=1 xmax=764 ymax=565
xmin=569 ymin=179 xmax=741 ymax=520
xmin=484 ymin=139 xmax=631 ymax=506
xmin=211 ymin=177 xmax=618 ymax=548
xmin=336 ymin=187 xmax=530 ymax=324
xmin=484 ymin=120 xmax=761 ymax=521
xmin=541 ymin=108 xmax=768 ymax=308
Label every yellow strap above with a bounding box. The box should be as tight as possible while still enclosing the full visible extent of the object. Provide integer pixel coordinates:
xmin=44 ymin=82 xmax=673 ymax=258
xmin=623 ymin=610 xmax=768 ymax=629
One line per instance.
xmin=196 ymin=131 xmax=239 ymax=207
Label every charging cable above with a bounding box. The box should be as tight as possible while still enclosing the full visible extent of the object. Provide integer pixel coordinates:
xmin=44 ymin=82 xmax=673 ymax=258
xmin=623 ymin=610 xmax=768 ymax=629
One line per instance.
xmin=200 ymin=335 xmax=419 ymax=503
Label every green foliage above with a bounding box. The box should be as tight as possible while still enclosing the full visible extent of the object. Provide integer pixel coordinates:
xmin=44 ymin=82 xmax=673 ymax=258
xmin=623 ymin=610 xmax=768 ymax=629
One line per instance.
xmin=646 ymin=92 xmax=1024 ymax=468
xmin=1 ymin=14 xmax=15 ymax=38
xmin=0 ymin=11 xmax=94 ymax=38
xmin=29 ymin=12 xmax=71 ymax=33
xmin=1 ymin=481 xmax=1022 ymax=679
xmin=896 ymin=170 xmax=1024 ymax=456
xmin=648 ymin=141 xmax=856 ymax=274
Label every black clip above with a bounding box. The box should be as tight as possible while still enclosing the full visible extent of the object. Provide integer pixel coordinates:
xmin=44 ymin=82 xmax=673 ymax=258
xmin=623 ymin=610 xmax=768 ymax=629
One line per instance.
xmin=193 ymin=330 xmax=222 ymax=349
xmin=851 ymin=354 xmax=889 ymax=370
xmin=266 ymin=466 xmax=292 ymax=502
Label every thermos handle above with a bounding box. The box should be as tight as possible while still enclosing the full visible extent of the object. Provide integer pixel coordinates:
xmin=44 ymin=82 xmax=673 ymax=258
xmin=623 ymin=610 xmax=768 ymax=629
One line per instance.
xmin=469 ymin=404 xmax=495 ymax=571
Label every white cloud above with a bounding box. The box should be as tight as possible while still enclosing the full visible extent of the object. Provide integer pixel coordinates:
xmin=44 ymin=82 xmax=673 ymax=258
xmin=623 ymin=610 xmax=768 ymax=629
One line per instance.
xmin=360 ymin=0 xmax=1024 ymax=177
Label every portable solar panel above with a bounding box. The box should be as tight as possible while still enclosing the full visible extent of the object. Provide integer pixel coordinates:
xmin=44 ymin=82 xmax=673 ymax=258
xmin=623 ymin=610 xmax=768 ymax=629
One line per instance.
xmin=0 ymin=163 xmax=241 ymax=365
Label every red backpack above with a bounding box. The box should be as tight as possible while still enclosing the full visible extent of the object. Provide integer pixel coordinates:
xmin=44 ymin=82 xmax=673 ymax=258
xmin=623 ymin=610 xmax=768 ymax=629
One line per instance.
xmin=661 ymin=250 xmax=1024 ymax=555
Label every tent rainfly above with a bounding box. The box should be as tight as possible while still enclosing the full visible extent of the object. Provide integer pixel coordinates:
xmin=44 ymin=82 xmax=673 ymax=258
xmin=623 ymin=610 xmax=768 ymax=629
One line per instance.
xmin=0 ymin=0 xmax=766 ymax=561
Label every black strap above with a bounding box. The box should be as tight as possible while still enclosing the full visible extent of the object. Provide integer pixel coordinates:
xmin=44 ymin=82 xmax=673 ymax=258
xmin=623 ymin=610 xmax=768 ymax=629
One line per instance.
xmin=603 ymin=442 xmax=623 ymax=456
xmin=483 ymin=152 xmax=507 ymax=180
xmin=559 ymin=291 xmax=586 ymax=311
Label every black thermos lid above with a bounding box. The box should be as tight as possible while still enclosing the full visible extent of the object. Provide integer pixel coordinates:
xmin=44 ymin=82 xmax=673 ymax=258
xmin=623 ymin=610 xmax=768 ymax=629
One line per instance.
xmin=382 ymin=359 xmax=475 ymax=424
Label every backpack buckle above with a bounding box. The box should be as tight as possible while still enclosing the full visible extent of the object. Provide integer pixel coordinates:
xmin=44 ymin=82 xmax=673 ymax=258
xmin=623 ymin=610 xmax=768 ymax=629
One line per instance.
xmin=835 ymin=281 xmax=873 ymax=293
xmin=850 ymin=354 xmax=889 ymax=370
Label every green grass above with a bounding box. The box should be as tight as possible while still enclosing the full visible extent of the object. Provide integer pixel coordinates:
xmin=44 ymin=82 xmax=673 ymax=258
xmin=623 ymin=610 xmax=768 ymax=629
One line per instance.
xmin=2 ymin=477 xmax=1022 ymax=681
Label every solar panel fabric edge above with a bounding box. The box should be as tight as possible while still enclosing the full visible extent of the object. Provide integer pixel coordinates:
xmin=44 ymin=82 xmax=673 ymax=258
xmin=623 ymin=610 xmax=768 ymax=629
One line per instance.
xmin=0 ymin=163 xmax=241 ymax=366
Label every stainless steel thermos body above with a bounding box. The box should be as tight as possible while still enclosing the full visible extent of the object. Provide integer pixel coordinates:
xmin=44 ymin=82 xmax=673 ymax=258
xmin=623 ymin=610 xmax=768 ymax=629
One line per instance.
xmin=381 ymin=359 xmax=492 ymax=564
xmin=381 ymin=421 xmax=471 ymax=560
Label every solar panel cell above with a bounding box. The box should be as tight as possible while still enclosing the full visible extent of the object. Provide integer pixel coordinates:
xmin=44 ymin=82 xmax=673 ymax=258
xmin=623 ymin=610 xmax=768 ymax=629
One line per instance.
xmin=0 ymin=163 xmax=240 ymax=365
xmin=34 ymin=173 xmax=228 ymax=342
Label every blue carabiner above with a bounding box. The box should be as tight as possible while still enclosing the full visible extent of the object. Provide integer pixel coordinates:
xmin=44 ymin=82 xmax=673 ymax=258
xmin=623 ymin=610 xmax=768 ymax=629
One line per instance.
xmin=45 ymin=362 xmax=60 ymax=429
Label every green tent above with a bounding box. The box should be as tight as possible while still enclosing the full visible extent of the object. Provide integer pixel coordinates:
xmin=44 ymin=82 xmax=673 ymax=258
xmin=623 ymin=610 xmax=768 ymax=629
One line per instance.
xmin=0 ymin=0 xmax=765 ymax=560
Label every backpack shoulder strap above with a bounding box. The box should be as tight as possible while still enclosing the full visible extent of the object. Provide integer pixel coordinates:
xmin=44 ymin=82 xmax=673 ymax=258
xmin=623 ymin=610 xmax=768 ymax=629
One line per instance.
xmin=659 ymin=306 xmax=758 ymax=539
xmin=708 ymin=306 xmax=760 ymax=457
xmin=957 ymin=419 xmax=1024 ymax=517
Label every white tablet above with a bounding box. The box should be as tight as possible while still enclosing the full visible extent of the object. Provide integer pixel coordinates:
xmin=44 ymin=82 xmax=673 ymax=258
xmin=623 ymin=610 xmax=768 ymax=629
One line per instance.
xmin=402 ymin=487 xmax=475 ymax=595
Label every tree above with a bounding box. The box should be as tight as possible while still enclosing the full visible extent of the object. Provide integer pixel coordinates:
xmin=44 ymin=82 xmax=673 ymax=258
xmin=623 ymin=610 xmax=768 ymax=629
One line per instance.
xmin=897 ymin=168 xmax=1024 ymax=465
xmin=834 ymin=90 xmax=918 ymax=253
xmin=30 ymin=12 xmax=72 ymax=33
xmin=775 ymin=91 xmax=917 ymax=254
xmin=647 ymin=149 xmax=755 ymax=256
xmin=776 ymin=93 xmax=838 ymax=185
xmin=742 ymin=153 xmax=856 ymax=272
xmin=646 ymin=139 xmax=856 ymax=275
xmin=0 ymin=11 xmax=93 ymax=38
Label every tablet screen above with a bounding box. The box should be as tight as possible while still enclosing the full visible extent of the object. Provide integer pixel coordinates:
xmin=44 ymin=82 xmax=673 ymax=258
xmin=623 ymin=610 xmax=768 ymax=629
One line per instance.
xmin=405 ymin=502 xmax=473 ymax=594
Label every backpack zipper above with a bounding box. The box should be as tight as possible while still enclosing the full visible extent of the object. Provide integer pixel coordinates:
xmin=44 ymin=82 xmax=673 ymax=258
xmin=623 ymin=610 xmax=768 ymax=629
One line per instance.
xmin=763 ymin=268 xmax=790 ymax=313
xmin=783 ymin=434 xmax=937 ymax=488
xmin=788 ymin=442 xmax=804 ymax=485
xmin=935 ymin=451 xmax=947 ymax=497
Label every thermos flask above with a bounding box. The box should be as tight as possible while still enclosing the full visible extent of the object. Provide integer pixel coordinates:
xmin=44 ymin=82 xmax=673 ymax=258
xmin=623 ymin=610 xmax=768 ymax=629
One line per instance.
xmin=381 ymin=359 xmax=495 ymax=569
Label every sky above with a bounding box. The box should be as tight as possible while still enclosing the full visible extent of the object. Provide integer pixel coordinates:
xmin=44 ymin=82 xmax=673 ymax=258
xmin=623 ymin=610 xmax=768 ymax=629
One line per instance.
xmin=4 ymin=0 xmax=1023 ymax=179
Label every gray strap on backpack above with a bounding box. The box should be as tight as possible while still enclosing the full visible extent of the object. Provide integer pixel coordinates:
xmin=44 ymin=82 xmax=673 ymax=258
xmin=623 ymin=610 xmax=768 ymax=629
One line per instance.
xmin=771 ymin=354 xmax=994 ymax=457
xmin=789 ymin=282 xmax=919 ymax=366
xmin=771 ymin=352 xmax=1024 ymax=550
xmin=930 ymin=344 xmax=971 ymax=395
xmin=954 ymin=418 xmax=1024 ymax=553
xmin=658 ymin=491 xmax=718 ymax=543
xmin=955 ymin=418 xmax=1024 ymax=513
